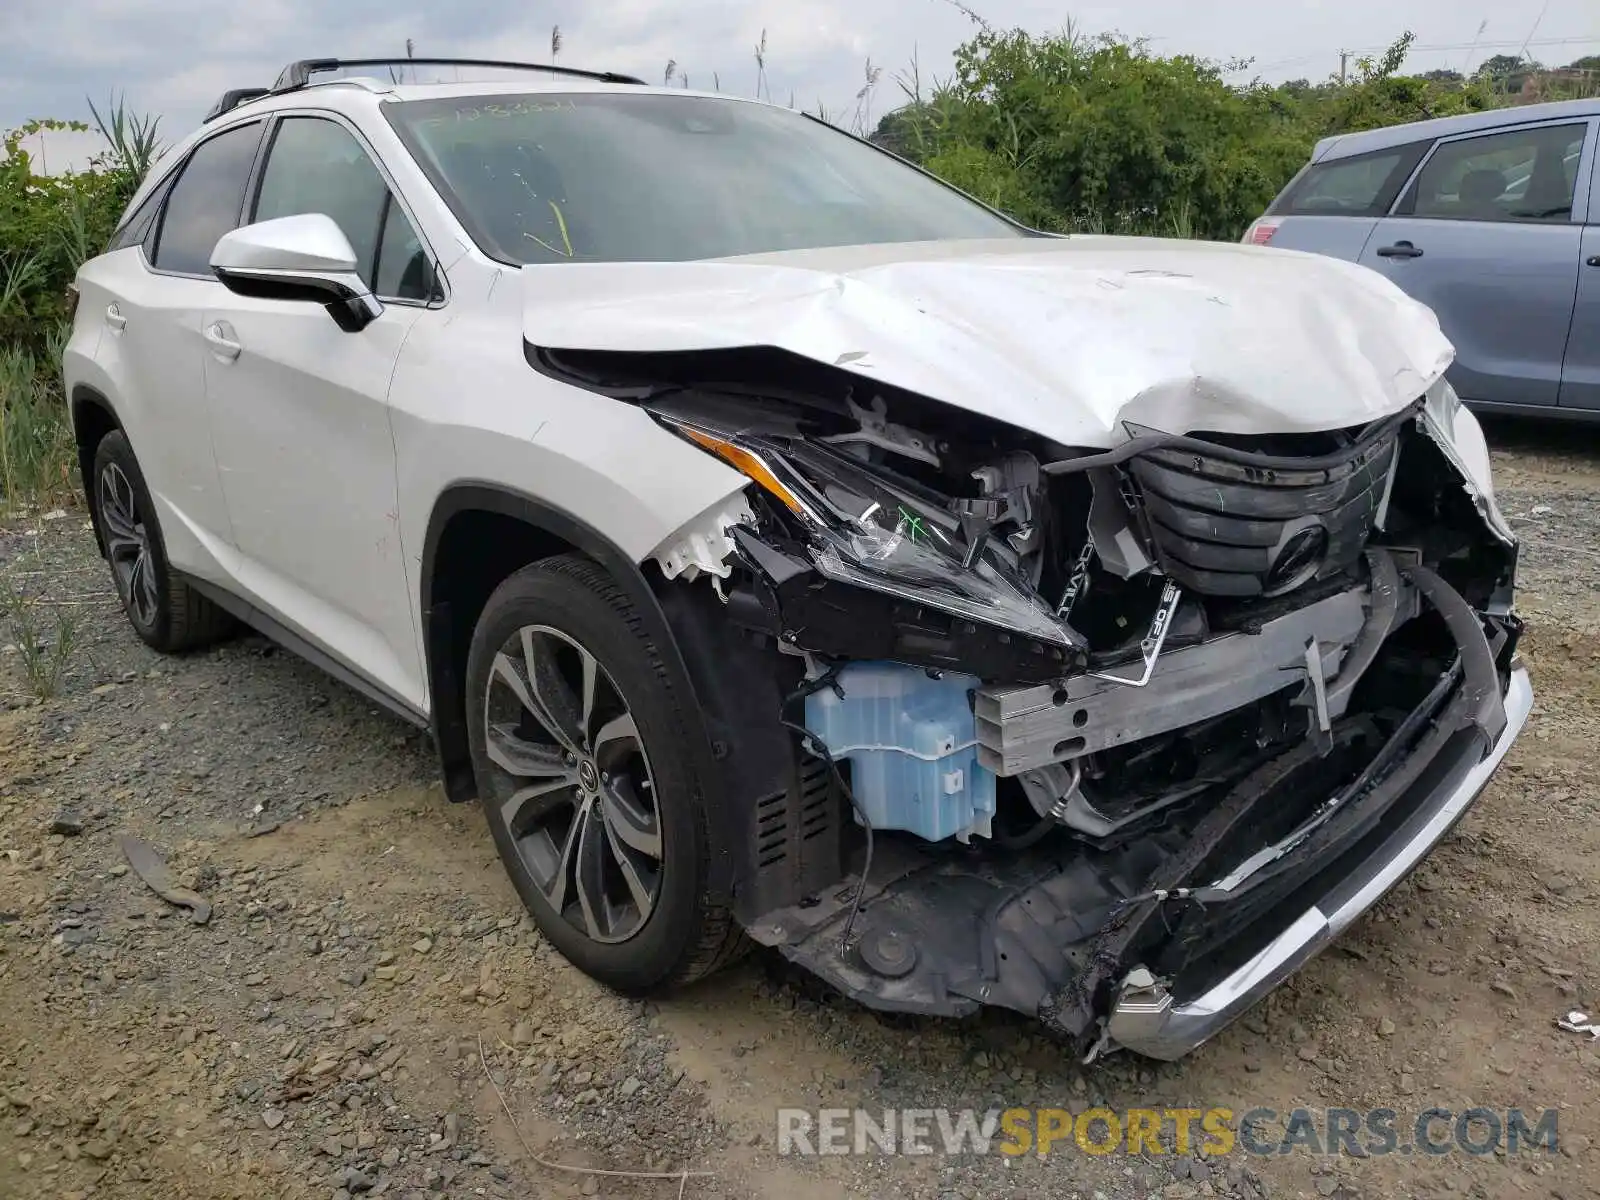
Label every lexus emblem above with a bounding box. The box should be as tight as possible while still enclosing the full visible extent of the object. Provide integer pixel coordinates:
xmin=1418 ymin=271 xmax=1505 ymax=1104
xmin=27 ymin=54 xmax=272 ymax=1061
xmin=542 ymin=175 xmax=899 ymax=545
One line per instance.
xmin=1264 ymin=526 xmax=1329 ymax=595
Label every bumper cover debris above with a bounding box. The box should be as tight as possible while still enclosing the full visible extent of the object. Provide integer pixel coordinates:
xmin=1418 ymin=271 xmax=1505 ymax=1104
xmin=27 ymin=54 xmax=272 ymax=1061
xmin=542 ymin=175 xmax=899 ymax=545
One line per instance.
xmin=1108 ymin=662 xmax=1529 ymax=1060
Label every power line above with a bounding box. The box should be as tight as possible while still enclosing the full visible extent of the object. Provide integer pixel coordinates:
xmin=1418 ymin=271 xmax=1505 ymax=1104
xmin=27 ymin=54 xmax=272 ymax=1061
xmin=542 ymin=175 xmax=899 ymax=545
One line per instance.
xmin=1228 ymin=34 xmax=1600 ymax=77
xmin=1351 ymin=34 xmax=1598 ymax=52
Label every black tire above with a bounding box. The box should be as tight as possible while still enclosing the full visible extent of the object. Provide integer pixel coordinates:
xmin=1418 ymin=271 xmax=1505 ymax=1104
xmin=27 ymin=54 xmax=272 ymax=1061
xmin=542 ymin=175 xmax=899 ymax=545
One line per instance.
xmin=465 ymin=554 xmax=743 ymax=992
xmin=90 ymin=431 xmax=234 ymax=653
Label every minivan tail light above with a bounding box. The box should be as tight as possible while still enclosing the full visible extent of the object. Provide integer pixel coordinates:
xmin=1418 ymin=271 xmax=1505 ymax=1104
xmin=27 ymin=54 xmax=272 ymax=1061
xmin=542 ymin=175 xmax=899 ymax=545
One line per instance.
xmin=1243 ymin=219 xmax=1281 ymax=246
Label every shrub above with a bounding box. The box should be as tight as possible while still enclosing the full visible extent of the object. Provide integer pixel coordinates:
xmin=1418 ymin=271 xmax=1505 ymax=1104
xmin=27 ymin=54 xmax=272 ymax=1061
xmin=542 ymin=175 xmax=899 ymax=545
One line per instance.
xmin=0 ymin=99 xmax=157 ymax=510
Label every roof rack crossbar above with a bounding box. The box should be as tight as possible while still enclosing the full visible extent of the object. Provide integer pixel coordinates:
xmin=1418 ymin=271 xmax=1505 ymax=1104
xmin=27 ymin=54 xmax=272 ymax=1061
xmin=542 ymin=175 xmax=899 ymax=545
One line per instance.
xmin=271 ymin=57 xmax=647 ymax=92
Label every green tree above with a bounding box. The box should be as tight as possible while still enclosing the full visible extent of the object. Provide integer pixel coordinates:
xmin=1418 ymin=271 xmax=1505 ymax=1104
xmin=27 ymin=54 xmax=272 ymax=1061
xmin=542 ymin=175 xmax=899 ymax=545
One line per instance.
xmin=901 ymin=30 xmax=1311 ymax=238
xmin=1317 ymin=34 xmax=1491 ymax=134
xmin=1474 ymin=53 xmax=1541 ymax=93
xmin=881 ymin=29 xmax=1493 ymax=241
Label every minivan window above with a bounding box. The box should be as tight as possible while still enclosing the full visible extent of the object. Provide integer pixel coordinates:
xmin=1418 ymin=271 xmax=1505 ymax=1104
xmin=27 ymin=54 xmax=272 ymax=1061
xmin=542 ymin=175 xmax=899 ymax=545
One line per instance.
xmin=150 ymin=122 xmax=264 ymax=275
xmin=1269 ymin=142 xmax=1429 ymax=218
xmin=1400 ymin=122 xmax=1587 ymax=223
xmin=386 ymin=93 xmax=1023 ymax=265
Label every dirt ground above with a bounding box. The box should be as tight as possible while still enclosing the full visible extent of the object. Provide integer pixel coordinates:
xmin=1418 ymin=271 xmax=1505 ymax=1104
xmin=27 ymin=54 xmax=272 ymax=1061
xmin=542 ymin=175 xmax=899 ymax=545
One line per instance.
xmin=0 ymin=417 xmax=1597 ymax=1200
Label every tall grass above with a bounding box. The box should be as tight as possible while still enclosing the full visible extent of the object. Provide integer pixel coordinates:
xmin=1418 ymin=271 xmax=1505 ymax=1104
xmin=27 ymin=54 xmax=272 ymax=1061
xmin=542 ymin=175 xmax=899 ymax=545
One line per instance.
xmin=0 ymin=575 xmax=79 ymax=700
xmin=0 ymin=326 xmax=75 ymax=512
xmin=87 ymin=94 xmax=162 ymax=181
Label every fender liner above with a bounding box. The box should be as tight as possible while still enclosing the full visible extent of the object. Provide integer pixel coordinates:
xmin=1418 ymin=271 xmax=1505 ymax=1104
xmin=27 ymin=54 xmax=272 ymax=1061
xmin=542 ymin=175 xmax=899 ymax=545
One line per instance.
xmin=69 ymin=385 xmax=123 ymax=556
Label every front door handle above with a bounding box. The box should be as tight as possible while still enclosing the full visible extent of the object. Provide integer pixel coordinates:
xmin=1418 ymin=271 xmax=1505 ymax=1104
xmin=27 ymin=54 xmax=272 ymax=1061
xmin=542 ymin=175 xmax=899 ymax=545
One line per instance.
xmin=104 ymin=303 xmax=127 ymax=332
xmin=1587 ymin=255 xmax=1600 ymax=267
xmin=1376 ymin=241 xmax=1424 ymax=259
xmin=203 ymin=321 xmax=241 ymax=362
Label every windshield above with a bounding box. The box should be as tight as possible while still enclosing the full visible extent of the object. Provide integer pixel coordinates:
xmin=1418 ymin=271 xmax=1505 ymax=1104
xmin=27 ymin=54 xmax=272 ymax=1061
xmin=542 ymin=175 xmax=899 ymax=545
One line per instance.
xmin=386 ymin=92 xmax=1024 ymax=264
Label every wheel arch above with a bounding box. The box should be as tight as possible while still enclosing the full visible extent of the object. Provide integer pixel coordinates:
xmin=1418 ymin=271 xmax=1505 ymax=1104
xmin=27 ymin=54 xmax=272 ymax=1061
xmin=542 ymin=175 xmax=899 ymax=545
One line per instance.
xmin=70 ymin=385 xmax=124 ymax=556
xmin=420 ymin=484 xmax=725 ymax=829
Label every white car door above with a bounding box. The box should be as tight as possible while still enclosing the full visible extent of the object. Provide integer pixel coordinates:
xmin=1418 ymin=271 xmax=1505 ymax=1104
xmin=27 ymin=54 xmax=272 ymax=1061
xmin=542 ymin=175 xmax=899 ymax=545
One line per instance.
xmin=201 ymin=113 xmax=439 ymax=711
xmin=79 ymin=120 xmax=268 ymax=579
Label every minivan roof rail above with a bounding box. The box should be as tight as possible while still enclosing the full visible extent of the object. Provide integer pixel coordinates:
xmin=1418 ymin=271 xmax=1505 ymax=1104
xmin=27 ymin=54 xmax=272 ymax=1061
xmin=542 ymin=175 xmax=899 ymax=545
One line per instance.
xmin=270 ymin=57 xmax=649 ymax=92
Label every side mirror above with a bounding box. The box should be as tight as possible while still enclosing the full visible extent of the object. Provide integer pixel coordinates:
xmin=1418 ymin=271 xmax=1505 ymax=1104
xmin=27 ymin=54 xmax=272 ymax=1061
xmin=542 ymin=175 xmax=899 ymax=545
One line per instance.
xmin=210 ymin=214 xmax=383 ymax=332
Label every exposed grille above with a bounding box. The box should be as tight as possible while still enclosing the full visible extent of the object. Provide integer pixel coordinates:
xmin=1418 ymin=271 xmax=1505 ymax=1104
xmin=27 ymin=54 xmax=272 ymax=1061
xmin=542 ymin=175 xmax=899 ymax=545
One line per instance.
xmin=1126 ymin=426 xmax=1400 ymax=598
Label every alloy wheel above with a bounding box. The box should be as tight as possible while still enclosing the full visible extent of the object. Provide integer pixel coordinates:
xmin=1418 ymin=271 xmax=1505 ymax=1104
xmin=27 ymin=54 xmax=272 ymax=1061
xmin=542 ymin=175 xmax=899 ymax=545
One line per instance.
xmin=482 ymin=624 xmax=663 ymax=944
xmin=98 ymin=462 xmax=157 ymax=629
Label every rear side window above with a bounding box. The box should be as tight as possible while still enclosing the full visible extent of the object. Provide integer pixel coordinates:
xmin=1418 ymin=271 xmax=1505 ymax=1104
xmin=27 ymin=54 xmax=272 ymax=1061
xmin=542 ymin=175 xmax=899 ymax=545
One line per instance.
xmin=1269 ymin=142 xmax=1429 ymax=217
xmin=151 ymin=122 xmax=265 ymax=274
xmin=107 ymin=176 xmax=173 ymax=253
xmin=1399 ymin=122 xmax=1588 ymax=223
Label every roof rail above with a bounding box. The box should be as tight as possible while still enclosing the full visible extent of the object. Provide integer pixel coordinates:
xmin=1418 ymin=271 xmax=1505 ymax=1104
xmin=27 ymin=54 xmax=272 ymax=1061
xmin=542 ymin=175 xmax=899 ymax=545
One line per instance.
xmin=202 ymin=87 xmax=272 ymax=123
xmin=270 ymin=57 xmax=647 ymax=92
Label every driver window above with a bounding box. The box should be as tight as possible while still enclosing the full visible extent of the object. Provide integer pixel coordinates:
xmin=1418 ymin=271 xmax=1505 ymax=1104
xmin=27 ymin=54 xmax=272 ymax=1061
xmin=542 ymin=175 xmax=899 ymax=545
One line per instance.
xmin=253 ymin=117 xmax=433 ymax=300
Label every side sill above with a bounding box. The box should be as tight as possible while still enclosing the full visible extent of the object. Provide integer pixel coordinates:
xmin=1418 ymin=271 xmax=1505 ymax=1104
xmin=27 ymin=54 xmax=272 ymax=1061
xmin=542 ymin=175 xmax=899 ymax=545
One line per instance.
xmin=1465 ymin=399 xmax=1600 ymax=425
xmin=178 ymin=572 xmax=430 ymax=731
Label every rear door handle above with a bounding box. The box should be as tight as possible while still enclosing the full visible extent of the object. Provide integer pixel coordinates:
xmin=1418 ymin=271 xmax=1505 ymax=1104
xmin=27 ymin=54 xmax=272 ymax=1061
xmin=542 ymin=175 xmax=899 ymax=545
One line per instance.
xmin=104 ymin=304 xmax=127 ymax=332
xmin=203 ymin=321 xmax=241 ymax=361
xmin=1376 ymin=242 xmax=1424 ymax=259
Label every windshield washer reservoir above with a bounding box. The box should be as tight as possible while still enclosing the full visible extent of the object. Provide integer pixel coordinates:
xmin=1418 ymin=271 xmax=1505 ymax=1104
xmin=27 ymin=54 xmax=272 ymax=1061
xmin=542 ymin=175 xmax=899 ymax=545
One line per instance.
xmin=805 ymin=663 xmax=996 ymax=843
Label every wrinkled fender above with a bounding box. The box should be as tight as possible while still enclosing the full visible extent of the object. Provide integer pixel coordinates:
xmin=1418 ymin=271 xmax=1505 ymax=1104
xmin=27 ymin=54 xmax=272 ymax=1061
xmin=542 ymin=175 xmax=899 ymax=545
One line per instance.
xmin=419 ymin=483 xmax=739 ymax=894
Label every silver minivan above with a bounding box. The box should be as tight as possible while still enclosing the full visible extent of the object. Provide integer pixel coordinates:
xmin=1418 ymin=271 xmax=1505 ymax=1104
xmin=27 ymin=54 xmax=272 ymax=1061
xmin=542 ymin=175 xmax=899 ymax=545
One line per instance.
xmin=1246 ymin=99 xmax=1600 ymax=420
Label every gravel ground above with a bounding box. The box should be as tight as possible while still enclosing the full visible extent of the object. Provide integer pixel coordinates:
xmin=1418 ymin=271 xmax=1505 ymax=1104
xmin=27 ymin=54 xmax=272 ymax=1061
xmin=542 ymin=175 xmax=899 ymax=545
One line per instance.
xmin=0 ymin=418 xmax=1597 ymax=1200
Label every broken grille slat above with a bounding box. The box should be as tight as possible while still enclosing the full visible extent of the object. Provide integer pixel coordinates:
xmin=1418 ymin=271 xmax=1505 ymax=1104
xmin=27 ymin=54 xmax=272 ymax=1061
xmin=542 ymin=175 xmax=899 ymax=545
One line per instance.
xmin=1127 ymin=433 xmax=1398 ymax=598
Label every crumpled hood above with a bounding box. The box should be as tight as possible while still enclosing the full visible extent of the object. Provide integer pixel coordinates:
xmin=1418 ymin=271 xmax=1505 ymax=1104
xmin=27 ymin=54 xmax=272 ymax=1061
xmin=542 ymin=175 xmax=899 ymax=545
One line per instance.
xmin=521 ymin=235 xmax=1455 ymax=448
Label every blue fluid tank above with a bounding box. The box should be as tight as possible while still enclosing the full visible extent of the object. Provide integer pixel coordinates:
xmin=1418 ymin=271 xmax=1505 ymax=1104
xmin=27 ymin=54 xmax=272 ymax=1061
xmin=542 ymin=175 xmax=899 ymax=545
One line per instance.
xmin=804 ymin=662 xmax=996 ymax=843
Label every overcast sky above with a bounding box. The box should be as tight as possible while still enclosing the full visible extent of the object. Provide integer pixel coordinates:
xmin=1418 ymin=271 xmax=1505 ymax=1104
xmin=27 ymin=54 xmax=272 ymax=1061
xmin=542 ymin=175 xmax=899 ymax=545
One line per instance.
xmin=5 ymin=0 xmax=1598 ymax=168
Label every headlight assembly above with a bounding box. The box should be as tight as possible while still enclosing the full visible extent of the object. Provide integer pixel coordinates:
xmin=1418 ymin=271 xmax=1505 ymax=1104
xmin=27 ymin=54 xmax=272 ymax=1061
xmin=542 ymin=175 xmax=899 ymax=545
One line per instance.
xmin=667 ymin=420 xmax=1086 ymax=649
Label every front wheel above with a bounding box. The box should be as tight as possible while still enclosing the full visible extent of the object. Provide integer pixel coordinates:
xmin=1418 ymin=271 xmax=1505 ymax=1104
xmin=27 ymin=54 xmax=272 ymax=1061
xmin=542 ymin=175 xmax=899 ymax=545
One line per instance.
xmin=464 ymin=555 xmax=744 ymax=991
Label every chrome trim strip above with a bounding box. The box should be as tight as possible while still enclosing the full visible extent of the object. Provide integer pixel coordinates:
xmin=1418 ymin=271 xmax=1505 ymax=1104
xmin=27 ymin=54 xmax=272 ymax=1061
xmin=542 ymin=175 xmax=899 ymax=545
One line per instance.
xmin=1108 ymin=664 xmax=1532 ymax=1060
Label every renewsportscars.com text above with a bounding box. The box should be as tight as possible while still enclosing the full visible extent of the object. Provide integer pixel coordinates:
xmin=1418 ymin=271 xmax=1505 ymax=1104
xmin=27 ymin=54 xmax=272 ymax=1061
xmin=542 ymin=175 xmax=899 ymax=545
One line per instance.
xmin=776 ymin=1106 xmax=1561 ymax=1158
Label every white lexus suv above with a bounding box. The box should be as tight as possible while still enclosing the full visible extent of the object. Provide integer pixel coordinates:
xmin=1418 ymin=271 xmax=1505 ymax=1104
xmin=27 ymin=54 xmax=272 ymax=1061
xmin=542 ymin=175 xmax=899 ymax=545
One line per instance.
xmin=65 ymin=57 xmax=1532 ymax=1061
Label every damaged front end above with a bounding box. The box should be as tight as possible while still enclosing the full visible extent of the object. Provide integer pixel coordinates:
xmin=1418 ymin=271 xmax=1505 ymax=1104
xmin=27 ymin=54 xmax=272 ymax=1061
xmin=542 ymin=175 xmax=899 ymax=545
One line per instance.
xmin=547 ymin=342 xmax=1530 ymax=1061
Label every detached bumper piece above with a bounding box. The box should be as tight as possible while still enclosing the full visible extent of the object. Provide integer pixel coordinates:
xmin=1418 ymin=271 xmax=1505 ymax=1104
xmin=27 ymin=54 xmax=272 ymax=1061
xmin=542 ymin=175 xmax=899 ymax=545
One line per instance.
xmin=1107 ymin=659 xmax=1529 ymax=1059
xmin=745 ymin=564 xmax=1527 ymax=1059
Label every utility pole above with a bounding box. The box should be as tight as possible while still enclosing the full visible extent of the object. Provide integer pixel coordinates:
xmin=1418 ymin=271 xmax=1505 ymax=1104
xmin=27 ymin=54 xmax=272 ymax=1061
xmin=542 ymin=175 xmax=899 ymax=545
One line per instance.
xmin=1339 ymin=49 xmax=1349 ymax=84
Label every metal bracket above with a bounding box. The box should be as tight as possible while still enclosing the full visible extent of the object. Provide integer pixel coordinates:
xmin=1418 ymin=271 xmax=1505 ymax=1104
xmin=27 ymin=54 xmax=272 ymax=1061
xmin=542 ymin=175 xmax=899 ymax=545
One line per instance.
xmin=1089 ymin=578 xmax=1182 ymax=688
xmin=1304 ymin=636 xmax=1331 ymax=734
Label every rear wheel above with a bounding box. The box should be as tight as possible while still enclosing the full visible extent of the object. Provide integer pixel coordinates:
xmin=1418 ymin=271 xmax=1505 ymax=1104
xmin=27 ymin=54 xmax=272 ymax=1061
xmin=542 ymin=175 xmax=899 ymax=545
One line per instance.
xmin=91 ymin=431 xmax=233 ymax=652
xmin=464 ymin=555 xmax=744 ymax=991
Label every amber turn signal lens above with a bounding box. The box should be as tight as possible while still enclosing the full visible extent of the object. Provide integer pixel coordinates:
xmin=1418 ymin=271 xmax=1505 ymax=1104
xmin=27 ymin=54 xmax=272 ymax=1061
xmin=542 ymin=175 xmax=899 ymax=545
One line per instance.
xmin=683 ymin=429 xmax=810 ymax=517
